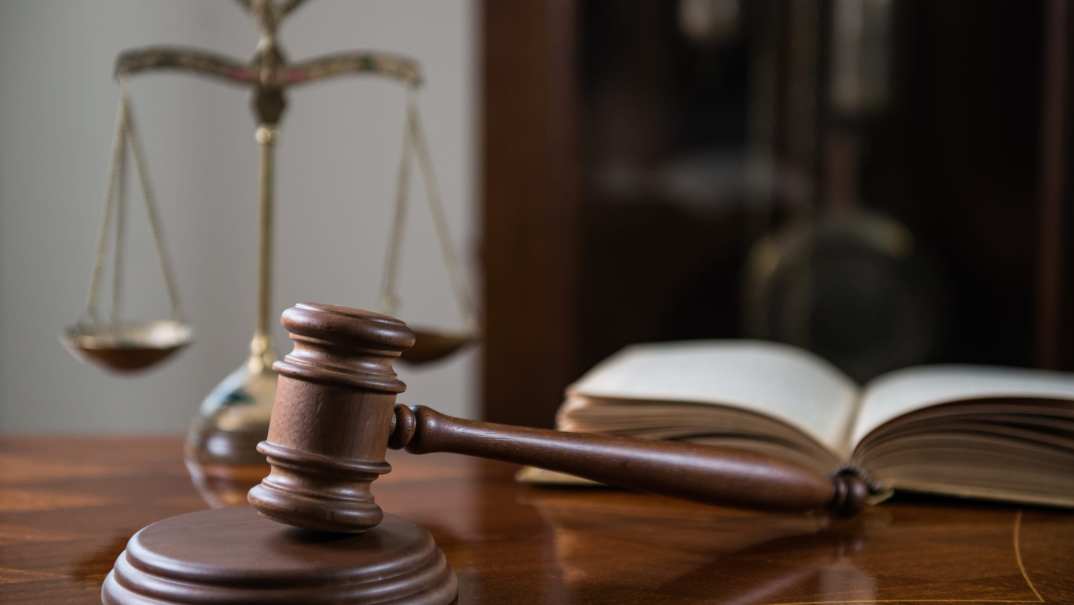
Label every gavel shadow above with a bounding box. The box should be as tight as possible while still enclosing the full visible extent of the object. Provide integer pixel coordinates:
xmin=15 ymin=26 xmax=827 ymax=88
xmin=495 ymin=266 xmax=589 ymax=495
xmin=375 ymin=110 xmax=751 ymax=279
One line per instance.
xmin=519 ymin=488 xmax=879 ymax=605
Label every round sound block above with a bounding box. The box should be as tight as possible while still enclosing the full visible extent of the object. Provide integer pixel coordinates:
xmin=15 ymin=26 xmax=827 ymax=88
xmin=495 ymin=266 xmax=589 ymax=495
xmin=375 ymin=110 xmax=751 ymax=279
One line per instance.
xmin=101 ymin=507 xmax=457 ymax=604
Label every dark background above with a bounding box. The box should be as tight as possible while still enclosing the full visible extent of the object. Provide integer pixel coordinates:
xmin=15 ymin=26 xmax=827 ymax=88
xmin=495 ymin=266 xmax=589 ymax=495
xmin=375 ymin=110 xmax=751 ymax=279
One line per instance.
xmin=482 ymin=0 xmax=1074 ymax=426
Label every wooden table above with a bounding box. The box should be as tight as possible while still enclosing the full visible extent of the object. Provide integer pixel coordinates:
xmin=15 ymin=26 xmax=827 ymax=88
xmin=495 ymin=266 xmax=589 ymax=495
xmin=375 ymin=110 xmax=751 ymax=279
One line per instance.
xmin=2 ymin=436 xmax=1073 ymax=604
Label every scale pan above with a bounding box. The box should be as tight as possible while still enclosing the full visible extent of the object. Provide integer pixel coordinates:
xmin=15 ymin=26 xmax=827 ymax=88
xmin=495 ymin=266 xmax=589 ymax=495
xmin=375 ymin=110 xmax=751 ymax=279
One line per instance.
xmin=63 ymin=319 xmax=192 ymax=373
xmin=401 ymin=327 xmax=476 ymax=365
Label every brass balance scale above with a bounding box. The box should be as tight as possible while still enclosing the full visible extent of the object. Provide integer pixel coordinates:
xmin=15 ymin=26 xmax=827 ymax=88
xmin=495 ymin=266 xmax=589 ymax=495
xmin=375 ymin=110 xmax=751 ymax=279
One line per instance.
xmin=61 ymin=0 xmax=477 ymax=506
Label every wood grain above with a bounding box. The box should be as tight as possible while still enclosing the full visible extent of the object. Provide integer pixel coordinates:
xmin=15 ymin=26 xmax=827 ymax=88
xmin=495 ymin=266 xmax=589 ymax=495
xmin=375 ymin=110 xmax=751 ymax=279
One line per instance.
xmin=481 ymin=0 xmax=582 ymax=428
xmin=2 ymin=436 xmax=1074 ymax=604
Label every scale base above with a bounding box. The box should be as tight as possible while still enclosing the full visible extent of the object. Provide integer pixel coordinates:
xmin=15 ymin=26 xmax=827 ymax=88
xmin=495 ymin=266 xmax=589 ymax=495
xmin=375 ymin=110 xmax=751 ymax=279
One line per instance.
xmin=101 ymin=507 xmax=457 ymax=604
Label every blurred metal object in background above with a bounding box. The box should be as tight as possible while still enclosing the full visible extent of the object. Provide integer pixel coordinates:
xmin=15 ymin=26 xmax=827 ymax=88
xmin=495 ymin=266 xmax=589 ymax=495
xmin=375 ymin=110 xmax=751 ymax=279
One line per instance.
xmin=679 ymin=0 xmax=741 ymax=46
xmin=830 ymin=0 xmax=892 ymax=116
xmin=744 ymin=210 xmax=943 ymax=382
xmin=744 ymin=0 xmax=944 ymax=382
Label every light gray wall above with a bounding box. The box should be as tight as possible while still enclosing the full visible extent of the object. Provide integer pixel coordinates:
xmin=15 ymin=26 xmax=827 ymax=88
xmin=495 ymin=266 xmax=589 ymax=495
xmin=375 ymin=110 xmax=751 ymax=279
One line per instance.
xmin=0 ymin=0 xmax=477 ymax=433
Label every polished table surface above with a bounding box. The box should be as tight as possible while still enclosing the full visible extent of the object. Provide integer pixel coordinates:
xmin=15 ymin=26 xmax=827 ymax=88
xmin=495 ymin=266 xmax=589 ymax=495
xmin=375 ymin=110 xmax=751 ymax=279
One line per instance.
xmin=2 ymin=436 xmax=1073 ymax=604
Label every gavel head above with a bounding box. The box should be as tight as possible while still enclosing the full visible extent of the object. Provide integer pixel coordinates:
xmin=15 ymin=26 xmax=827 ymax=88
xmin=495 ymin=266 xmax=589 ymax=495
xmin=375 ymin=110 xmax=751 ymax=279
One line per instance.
xmin=247 ymin=302 xmax=415 ymax=533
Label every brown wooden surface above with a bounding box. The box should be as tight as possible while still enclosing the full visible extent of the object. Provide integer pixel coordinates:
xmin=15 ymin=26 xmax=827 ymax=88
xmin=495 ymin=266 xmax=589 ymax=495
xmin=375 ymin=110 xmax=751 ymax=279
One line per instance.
xmin=481 ymin=0 xmax=582 ymax=428
xmin=3 ymin=435 xmax=1074 ymax=604
xmin=1035 ymin=0 xmax=1070 ymax=370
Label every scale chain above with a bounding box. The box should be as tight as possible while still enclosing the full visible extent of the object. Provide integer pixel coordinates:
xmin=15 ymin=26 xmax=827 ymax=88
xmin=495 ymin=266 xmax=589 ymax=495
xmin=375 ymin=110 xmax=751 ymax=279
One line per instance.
xmin=380 ymin=91 xmax=477 ymax=330
xmin=408 ymin=97 xmax=476 ymax=328
xmin=83 ymin=82 xmax=186 ymax=326
xmin=84 ymin=91 xmax=129 ymax=324
xmin=112 ymin=104 xmax=129 ymax=326
xmin=121 ymin=79 xmax=186 ymax=322
xmin=379 ymin=91 xmax=415 ymax=317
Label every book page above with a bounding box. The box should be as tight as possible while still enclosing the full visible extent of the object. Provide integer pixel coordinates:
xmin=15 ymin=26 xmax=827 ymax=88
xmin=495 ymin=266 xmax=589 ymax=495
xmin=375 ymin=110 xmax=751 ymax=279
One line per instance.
xmin=853 ymin=365 xmax=1074 ymax=446
xmin=569 ymin=341 xmax=859 ymax=455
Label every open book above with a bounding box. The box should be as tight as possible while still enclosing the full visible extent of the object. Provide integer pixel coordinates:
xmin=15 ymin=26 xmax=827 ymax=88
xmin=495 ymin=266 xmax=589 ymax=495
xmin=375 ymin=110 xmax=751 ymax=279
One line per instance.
xmin=518 ymin=341 xmax=1074 ymax=507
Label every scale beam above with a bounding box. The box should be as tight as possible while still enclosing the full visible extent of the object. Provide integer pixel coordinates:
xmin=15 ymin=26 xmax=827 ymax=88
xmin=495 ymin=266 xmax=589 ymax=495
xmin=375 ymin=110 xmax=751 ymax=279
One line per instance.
xmin=286 ymin=51 xmax=423 ymax=87
xmin=115 ymin=47 xmax=255 ymax=86
xmin=111 ymin=2 xmax=425 ymax=390
xmin=114 ymin=47 xmax=422 ymax=89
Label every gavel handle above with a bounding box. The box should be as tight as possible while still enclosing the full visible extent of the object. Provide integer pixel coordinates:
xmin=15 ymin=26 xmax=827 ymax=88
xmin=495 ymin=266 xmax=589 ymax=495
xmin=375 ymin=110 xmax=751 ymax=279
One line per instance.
xmin=389 ymin=405 xmax=867 ymax=517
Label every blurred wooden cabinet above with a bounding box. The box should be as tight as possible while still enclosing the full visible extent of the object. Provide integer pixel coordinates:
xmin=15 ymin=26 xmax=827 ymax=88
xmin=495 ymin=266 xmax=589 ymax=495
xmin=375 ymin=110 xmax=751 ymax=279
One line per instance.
xmin=481 ymin=0 xmax=1074 ymax=426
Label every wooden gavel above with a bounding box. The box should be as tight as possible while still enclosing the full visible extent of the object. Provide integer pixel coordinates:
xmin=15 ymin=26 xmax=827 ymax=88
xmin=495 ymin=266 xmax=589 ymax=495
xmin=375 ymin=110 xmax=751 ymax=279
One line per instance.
xmin=248 ymin=303 xmax=868 ymax=533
